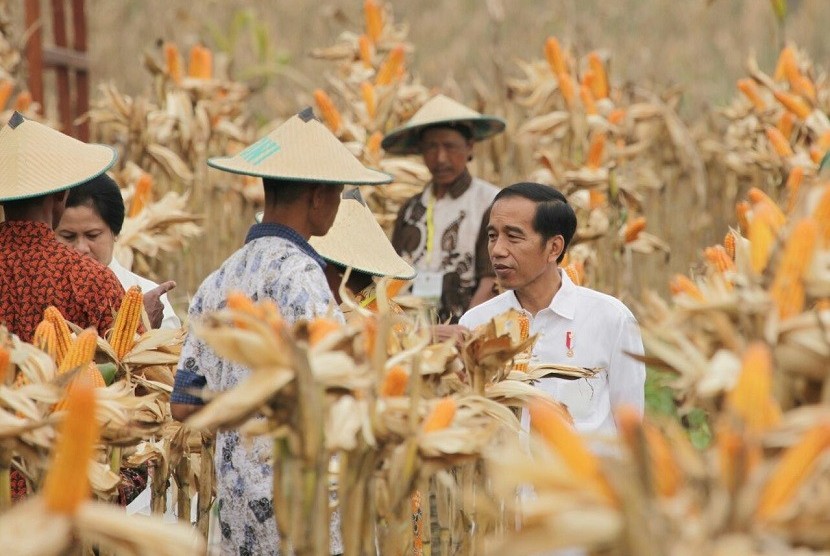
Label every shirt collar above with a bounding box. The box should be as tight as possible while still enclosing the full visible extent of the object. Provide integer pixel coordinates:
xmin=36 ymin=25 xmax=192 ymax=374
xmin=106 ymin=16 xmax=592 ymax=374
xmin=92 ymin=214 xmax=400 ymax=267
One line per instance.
xmin=245 ymin=222 xmax=327 ymax=269
xmin=428 ymin=168 xmax=472 ymax=200
xmin=509 ymin=269 xmax=577 ymax=320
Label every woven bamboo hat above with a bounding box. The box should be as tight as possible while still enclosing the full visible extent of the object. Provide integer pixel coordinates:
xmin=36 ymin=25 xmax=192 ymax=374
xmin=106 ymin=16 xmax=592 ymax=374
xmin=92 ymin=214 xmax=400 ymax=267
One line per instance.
xmin=0 ymin=112 xmax=117 ymax=202
xmin=381 ymin=94 xmax=506 ymax=155
xmin=208 ymin=108 xmax=392 ymax=185
xmin=309 ymin=198 xmax=416 ymax=279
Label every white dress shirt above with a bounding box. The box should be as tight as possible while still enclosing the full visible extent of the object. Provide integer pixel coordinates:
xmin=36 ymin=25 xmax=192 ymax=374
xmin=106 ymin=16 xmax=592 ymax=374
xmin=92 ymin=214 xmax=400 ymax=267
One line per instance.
xmin=108 ymin=258 xmax=181 ymax=329
xmin=460 ymin=271 xmax=645 ymax=435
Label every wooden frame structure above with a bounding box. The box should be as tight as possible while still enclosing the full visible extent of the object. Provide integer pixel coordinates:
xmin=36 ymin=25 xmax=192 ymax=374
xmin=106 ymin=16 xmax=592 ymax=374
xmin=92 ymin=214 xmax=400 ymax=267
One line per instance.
xmin=24 ymin=0 xmax=89 ymax=140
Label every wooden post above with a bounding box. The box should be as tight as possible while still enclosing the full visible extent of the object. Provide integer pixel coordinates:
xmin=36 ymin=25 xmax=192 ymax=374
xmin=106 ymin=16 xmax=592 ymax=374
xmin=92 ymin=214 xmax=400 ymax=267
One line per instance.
xmin=71 ymin=0 xmax=89 ymax=140
xmin=24 ymin=0 xmax=44 ymax=113
xmin=51 ymin=0 xmax=72 ymax=134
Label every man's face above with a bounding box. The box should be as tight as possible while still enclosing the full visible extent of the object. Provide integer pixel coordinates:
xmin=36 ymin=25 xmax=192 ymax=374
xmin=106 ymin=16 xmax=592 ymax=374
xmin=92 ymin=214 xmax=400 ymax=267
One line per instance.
xmin=487 ymin=196 xmax=561 ymax=291
xmin=310 ymin=184 xmax=344 ymax=237
xmin=419 ymin=127 xmax=474 ymax=188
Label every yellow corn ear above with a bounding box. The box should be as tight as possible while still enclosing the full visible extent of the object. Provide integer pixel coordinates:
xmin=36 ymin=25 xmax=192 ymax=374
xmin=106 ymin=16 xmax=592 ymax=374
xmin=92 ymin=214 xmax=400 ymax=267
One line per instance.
xmin=129 ymin=173 xmax=153 ymax=218
xmin=748 ymin=188 xmax=786 ymax=231
xmin=737 ymin=78 xmax=766 ymax=111
xmin=0 ymin=80 xmax=13 ymax=110
xmin=773 ymin=45 xmax=798 ymax=82
xmin=164 ymin=42 xmax=183 ymax=85
xmin=57 ymin=328 xmax=98 ymax=375
xmin=188 ymin=45 xmax=213 ymax=79
xmin=589 ymin=190 xmax=607 ymax=210
xmin=54 ymin=362 xmax=107 ymax=412
xmin=726 ymin=342 xmax=781 ymax=433
xmin=361 ymin=81 xmax=377 ymax=120
xmin=544 ymin=37 xmax=567 ymax=76
xmin=818 ymin=131 xmax=830 ymax=153
xmin=774 ymin=90 xmax=811 ymax=120
xmin=32 ymin=319 xmax=59 ymax=361
xmin=774 ymin=218 xmax=818 ymax=281
xmin=558 ymin=72 xmax=576 ymax=110
xmin=313 ymin=89 xmax=342 ymax=134
xmin=704 ymin=245 xmax=735 ymax=273
xmin=617 ymin=407 xmax=682 ymax=497
xmin=580 ymin=84 xmax=597 ymax=115
xmin=586 ymin=131 xmax=606 ymax=169
xmin=776 ymin=111 xmax=795 ymax=140
xmin=308 ymin=317 xmax=341 ymax=347
xmin=530 ymin=400 xmax=616 ymax=504
xmin=364 ymin=0 xmax=383 ymax=43
xmin=587 ymin=52 xmax=609 ymax=99
xmin=724 ymin=230 xmax=737 ymax=261
xmin=748 ymin=216 xmax=775 ymax=274
xmin=564 ymin=261 xmax=585 ymax=286
xmin=812 ymin=184 xmax=830 ymax=246
xmin=0 ymin=345 xmax=9 ymax=384
xmin=358 ymin=34 xmax=373 ymax=68
xmin=366 ymin=130 xmax=383 ymax=159
xmin=669 ymin=274 xmax=705 ymax=302
xmin=770 ymin=281 xmax=806 ymax=321
xmin=110 ymin=286 xmax=143 ymax=359
xmin=766 ymin=126 xmax=794 ymax=157
xmin=43 ymin=372 xmax=99 ymax=514
xmin=736 ymin=200 xmax=751 ymax=236
xmin=375 ymin=44 xmax=404 ymax=86
xmin=785 ymin=166 xmax=803 ymax=214
xmin=624 ymin=216 xmax=646 ymax=243
xmin=717 ymin=419 xmax=760 ymax=494
xmin=44 ymin=306 xmax=73 ymax=367
xmin=380 ymin=365 xmax=408 ymax=397
xmin=608 ymin=108 xmax=626 ymax=126
xmin=790 ymin=74 xmax=816 ymax=103
xmin=422 ymin=397 xmax=457 ymax=432
xmin=756 ymin=422 xmax=830 ymax=520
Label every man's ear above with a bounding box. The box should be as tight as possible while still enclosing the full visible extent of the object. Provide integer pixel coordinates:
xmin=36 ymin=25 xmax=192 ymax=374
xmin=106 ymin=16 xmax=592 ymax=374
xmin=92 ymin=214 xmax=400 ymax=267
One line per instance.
xmin=547 ymin=235 xmax=565 ymax=263
xmin=308 ymin=184 xmax=323 ymax=208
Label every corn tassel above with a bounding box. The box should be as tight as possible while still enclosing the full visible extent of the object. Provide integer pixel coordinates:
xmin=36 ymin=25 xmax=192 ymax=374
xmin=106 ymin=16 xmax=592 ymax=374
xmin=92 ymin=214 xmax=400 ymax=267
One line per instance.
xmin=587 ymin=52 xmax=609 ymax=99
xmin=530 ymin=400 xmax=615 ymax=504
xmin=129 ymin=173 xmax=153 ymax=218
xmin=13 ymin=91 xmax=32 ymax=112
xmin=776 ymin=111 xmax=795 ymax=140
xmin=669 ymin=274 xmax=705 ymax=302
xmin=756 ymin=422 xmax=830 ymax=520
xmin=558 ymin=72 xmax=576 ymax=110
xmin=380 ymin=366 xmax=408 ymax=397
xmin=164 ymin=42 xmax=183 ymax=85
xmin=785 ymin=166 xmax=803 ymax=214
xmin=704 ymin=245 xmax=735 ymax=273
xmin=544 ymin=37 xmax=567 ymax=76
xmin=737 ymin=78 xmax=766 ymax=111
xmin=358 ymin=35 xmax=373 ymax=68
xmin=774 ymin=90 xmax=811 ymax=120
xmin=43 ymin=372 xmax=99 ymax=514
xmin=361 ymin=81 xmax=377 ymax=120
xmin=308 ymin=317 xmax=341 ymax=347
xmin=579 ymin=85 xmax=597 ymax=115
xmin=44 ymin=306 xmax=73 ymax=367
xmin=624 ymin=216 xmax=646 ymax=243
xmin=586 ymin=131 xmax=606 ymax=169
xmin=110 ymin=286 xmax=143 ymax=359
xmin=374 ymin=44 xmax=404 ymax=86
xmin=726 ymin=342 xmax=781 ymax=433
xmin=773 ymin=45 xmax=798 ymax=82
xmin=364 ymin=0 xmax=383 ymax=43
xmin=422 ymin=397 xmax=456 ymax=432
xmin=314 ymin=89 xmax=342 ymax=134
xmin=724 ymin=230 xmax=737 ymax=261
xmin=766 ymin=126 xmax=794 ymax=157
xmin=58 ymin=328 xmax=98 ymax=375
xmin=0 ymin=80 xmax=12 ymax=110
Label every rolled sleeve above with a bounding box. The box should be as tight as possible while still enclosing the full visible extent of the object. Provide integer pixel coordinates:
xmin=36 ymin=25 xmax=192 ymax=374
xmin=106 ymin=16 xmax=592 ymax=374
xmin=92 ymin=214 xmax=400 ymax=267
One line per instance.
xmin=171 ymin=369 xmax=207 ymax=405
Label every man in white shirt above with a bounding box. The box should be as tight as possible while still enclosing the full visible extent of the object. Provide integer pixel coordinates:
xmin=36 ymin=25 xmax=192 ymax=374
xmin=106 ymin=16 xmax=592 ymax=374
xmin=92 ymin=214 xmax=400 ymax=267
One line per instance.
xmin=459 ymin=182 xmax=645 ymax=434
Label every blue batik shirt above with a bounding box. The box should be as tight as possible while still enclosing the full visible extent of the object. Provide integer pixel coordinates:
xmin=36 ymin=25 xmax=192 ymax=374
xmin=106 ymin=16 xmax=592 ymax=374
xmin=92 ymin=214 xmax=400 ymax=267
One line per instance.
xmin=171 ymin=222 xmax=344 ymax=555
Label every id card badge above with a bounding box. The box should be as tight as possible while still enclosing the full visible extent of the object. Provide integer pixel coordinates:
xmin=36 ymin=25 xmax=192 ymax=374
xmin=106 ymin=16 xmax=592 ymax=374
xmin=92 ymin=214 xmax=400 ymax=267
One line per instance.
xmin=412 ymin=271 xmax=444 ymax=300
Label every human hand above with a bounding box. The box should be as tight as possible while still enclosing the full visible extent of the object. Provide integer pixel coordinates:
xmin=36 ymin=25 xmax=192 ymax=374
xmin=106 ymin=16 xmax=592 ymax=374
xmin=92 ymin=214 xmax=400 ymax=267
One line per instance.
xmin=432 ymin=324 xmax=469 ymax=346
xmin=144 ymin=281 xmax=176 ymax=329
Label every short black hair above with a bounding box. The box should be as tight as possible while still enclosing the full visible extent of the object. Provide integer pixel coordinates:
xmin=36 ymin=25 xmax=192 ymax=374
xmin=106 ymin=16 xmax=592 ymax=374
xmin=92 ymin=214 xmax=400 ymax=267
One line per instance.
xmin=65 ymin=174 xmax=125 ymax=235
xmin=262 ymin=178 xmax=343 ymax=205
xmin=492 ymin=182 xmax=576 ymax=263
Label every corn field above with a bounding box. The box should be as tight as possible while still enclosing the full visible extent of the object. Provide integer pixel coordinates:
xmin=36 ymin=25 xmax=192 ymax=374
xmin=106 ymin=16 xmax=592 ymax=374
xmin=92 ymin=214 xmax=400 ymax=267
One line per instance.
xmin=2 ymin=0 xmax=830 ymax=555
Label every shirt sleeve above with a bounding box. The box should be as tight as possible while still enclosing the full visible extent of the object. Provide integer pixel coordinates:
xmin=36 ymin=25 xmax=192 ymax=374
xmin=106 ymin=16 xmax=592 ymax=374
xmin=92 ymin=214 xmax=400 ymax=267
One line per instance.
xmin=608 ymin=314 xmax=646 ymax=418
xmin=160 ymin=294 xmax=182 ymax=329
xmin=474 ymin=206 xmax=494 ymax=280
xmin=171 ymin=316 xmax=208 ymax=406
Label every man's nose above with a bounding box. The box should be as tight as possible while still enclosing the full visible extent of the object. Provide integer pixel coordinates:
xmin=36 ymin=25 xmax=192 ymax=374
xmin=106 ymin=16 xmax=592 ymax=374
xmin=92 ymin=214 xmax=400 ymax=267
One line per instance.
xmin=489 ymin=236 xmax=507 ymax=258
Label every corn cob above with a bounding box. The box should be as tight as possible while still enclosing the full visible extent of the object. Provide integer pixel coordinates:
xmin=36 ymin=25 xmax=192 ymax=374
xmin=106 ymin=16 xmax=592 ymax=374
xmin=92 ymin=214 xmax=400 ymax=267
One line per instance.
xmin=363 ymin=279 xmax=408 ymax=311
xmin=669 ymin=274 xmax=705 ymax=302
xmin=164 ymin=42 xmax=183 ymax=85
xmin=810 ymin=147 xmax=823 ymax=164
xmin=813 ymin=185 xmax=830 ymax=245
xmin=314 ymin=89 xmax=342 ymax=134
xmin=737 ymin=78 xmax=766 ymax=111
xmin=361 ymin=81 xmax=377 ymax=120
xmin=717 ymin=420 xmax=760 ymax=493
xmin=819 ymin=131 xmax=830 ymax=153
xmin=358 ymin=35 xmax=373 ymax=68
xmin=422 ymin=397 xmax=457 ymax=432
xmin=770 ymin=280 xmax=806 ymax=321
xmin=380 ymin=366 xmax=408 ymax=397
xmin=736 ymin=200 xmax=751 ymax=235
xmin=766 ymin=126 xmax=794 ymax=157
xmin=558 ymin=72 xmax=576 ymax=110
xmin=32 ymin=320 xmax=59 ymax=361
xmin=43 ymin=372 xmax=99 ymax=514
xmin=0 ymin=80 xmax=12 ymax=110
xmin=748 ymin=216 xmax=775 ymax=274
xmin=774 ymin=91 xmax=811 ymax=120
xmin=110 ymin=286 xmax=143 ymax=359
xmin=226 ymin=291 xmax=262 ymax=329
xmin=773 ymin=45 xmax=798 ymax=82
xmin=608 ymin=108 xmax=626 ymax=126
xmin=530 ymin=400 xmax=615 ymax=503
xmin=374 ymin=44 xmax=404 ymax=86
xmin=748 ymin=188 xmax=787 ymax=230
xmin=308 ymin=317 xmax=341 ymax=347
xmin=790 ymin=74 xmax=816 ymax=103
xmin=188 ymin=45 xmax=213 ymax=79
xmin=366 ymin=130 xmax=383 ymax=158
xmin=129 ymin=173 xmax=153 ymax=218
xmin=624 ymin=216 xmax=646 ymax=243
xmin=364 ymin=0 xmax=383 ymax=43
xmin=726 ymin=342 xmax=781 ymax=433
xmin=756 ymin=422 xmax=830 ymax=520
xmin=589 ymin=189 xmax=607 ymax=209
xmin=775 ymin=218 xmax=817 ymax=280
xmin=586 ymin=132 xmax=606 ymax=169
xmin=579 ymin=85 xmax=597 ymax=115
xmin=785 ymin=166 xmax=804 ymax=214
xmin=704 ymin=245 xmax=735 ymax=273
xmin=58 ymin=328 xmax=98 ymax=375
xmin=544 ymin=37 xmax=567 ymax=76
xmin=776 ymin=111 xmax=795 ymax=140
xmin=54 ymin=362 xmax=107 ymax=412
xmin=0 ymin=345 xmax=8 ymax=384
xmin=13 ymin=91 xmax=32 ymax=112
xmin=44 ymin=306 xmax=73 ymax=366
xmin=587 ymin=52 xmax=609 ymax=99
xmin=617 ymin=408 xmax=681 ymax=497
xmin=724 ymin=230 xmax=737 ymax=261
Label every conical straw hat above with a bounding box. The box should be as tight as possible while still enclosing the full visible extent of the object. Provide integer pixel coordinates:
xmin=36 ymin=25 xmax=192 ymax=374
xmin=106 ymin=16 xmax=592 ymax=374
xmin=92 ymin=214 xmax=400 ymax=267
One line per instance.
xmin=309 ymin=199 xmax=416 ymax=279
xmin=0 ymin=112 xmax=117 ymax=202
xmin=381 ymin=94 xmax=506 ymax=155
xmin=208 ymin=108 xmax=392 ymax=185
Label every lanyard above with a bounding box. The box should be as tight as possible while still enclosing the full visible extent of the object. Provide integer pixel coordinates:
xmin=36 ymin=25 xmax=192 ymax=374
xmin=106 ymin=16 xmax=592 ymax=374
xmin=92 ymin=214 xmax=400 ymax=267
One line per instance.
xmin=425 ymin=194 xmax=436 ymax=264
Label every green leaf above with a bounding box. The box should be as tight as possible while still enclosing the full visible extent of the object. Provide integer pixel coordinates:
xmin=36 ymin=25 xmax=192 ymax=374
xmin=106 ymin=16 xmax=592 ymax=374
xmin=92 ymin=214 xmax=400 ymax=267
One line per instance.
xmin=770 ymin=0 xmax=787 ymax=22
xmin=98 ymin=362 xmax=118 ymax=386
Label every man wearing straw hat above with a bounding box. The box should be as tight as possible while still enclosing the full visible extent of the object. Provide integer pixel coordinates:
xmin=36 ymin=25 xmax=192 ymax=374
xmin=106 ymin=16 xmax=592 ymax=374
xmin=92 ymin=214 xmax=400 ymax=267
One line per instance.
xmin=382 ymin=94 xmax=505 ymax=329
xmin=170 ymin=108 xmax=390 ymax=556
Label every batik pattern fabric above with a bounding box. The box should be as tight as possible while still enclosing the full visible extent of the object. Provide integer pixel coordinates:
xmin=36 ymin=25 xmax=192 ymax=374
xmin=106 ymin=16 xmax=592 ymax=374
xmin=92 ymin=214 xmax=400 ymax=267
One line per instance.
xmin=173 ymin=223 xmax=344 ymax=556
xmin=391 ymin=171 xmax=498 ymax=322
